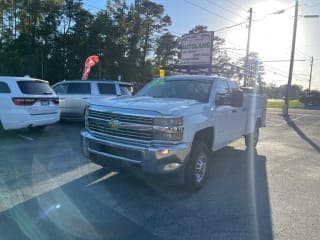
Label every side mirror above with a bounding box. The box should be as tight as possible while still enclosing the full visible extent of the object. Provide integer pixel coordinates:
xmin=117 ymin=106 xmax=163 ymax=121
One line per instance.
xmin=215 ymin=96 xmax=225 ymax=106
xmin=230 ymin=90 xmax=244 ymax=108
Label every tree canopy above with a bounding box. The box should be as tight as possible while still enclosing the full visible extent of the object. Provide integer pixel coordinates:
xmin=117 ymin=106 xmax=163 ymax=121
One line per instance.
xmin=0 ymin=0 xmax=264 ymax=87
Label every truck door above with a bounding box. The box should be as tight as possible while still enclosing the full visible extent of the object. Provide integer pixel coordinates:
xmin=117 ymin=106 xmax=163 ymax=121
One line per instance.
xmin=213 ymin=79 xmax=234 ymax=150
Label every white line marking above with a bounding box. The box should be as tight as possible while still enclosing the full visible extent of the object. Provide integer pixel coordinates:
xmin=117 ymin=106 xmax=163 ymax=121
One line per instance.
xmin=17 ymin=134 xmax=34 ymax=141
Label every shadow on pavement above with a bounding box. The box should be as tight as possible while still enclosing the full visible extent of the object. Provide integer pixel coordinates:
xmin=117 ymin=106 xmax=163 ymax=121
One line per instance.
xmin=284 ymin=115 xmax=320 ymax=153
xmin=0 ymin=123 xmax=87 ymax=192
xmin=0 ymin=147 xmax=272 ymax=240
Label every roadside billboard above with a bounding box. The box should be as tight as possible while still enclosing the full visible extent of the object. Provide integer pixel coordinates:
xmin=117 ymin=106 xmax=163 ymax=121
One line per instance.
xmin=181 ymin=31 xmax=214 ymax=66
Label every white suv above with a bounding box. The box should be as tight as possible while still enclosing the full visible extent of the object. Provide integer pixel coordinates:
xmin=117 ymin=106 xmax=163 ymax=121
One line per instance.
xmin=52 ymin=80 xmax=133 ymax=120
xmin=0 ymin=76 xmax=60 ymax=131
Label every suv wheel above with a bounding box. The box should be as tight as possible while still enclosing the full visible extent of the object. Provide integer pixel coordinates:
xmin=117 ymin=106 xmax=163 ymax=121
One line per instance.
xmin=185 ymin=141 xmax=209 ymax=191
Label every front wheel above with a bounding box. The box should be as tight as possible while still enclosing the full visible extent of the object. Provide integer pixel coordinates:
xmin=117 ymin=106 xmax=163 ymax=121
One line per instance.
xmin=245 ymin=123 xmax=259 ymax=148
xmin=185 ymin=141 xmax=209 ymax=191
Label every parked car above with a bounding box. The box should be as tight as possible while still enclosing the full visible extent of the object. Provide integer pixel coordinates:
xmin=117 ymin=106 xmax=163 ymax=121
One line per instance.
xmin=52 ymin=80 xmax=133 ymax=120
xmin=0 ymin=76 xmax=60 ymax=131
xmin=299 ymin=90 xmax=320 ymax=107
xmin=81 ymin=75 xmax=267 ymax=190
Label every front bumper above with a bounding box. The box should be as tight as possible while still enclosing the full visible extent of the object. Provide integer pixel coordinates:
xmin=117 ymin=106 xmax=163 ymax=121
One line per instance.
xmin=81 ymin=131 xmax=191 ymax=174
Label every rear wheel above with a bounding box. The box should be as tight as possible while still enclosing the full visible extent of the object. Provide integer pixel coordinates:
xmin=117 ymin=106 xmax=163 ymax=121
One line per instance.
xmin=185 ymin=141 xmax=209 ymax=191
xmin=245 ymin=122 xmax=259 ymax=148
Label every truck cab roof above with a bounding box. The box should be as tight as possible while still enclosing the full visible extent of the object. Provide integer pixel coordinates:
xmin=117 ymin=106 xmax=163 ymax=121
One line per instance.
xmin=156 ymin=75 xmax=237 ymax=84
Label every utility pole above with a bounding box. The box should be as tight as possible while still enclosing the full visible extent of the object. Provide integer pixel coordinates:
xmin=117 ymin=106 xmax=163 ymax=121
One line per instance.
xmin=41 ymin=47 xmax=44 ymax=79
xmin=308 ymin=56 xmax=313 ymax=93
xmin=244 ymin=8 xmax=253 ymax=87
xmin=283 ymin=0 xmax=299 ymax=117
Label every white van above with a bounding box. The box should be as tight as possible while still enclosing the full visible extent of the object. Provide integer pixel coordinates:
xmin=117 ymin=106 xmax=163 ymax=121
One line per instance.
xmin=52 ymin=80 xmax=133 ymax=120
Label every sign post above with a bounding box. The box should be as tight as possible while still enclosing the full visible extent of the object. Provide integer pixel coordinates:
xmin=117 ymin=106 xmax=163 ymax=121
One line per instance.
xmin=159 ymin=65 xmax=165 ymax=78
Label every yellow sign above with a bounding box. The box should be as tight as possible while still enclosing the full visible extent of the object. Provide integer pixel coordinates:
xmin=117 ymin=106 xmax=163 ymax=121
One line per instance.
xmin=159 ymin=68 xmax=165 ymax=78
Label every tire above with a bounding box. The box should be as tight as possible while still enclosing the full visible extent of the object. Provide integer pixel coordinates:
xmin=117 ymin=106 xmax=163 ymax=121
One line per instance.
xmin=245 ymin=122 xmax=259 ymax=148
xmin=185 ymin=141 xmax=210 ymax=191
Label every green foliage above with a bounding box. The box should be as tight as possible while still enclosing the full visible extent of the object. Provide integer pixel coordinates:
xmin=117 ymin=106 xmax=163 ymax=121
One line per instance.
xmin=267 ymin=99 xmax=305 ymax=109
xmin=154 ymin=32 xmax=180 ymax=66
xmin=265 ymin=84 xmax=304 ymax=100
xmin=0 ymin=0 xmax=239 ymax=85
xmin=235 ymin=52 xmax=265 ymax=87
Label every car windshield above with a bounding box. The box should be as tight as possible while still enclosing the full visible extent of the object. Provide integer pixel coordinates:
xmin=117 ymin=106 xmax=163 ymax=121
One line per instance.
xmin=17 ymin=81 xmax=53 ymax=95
xmin=137 ymin=79 xmax=213 ymax=102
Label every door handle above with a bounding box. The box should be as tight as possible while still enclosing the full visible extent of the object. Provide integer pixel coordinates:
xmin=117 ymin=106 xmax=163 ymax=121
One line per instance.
xmin=231 ymin=109 xmax=237 ymax=113
xmin=82 ymin=97 xmax=88 ymax=99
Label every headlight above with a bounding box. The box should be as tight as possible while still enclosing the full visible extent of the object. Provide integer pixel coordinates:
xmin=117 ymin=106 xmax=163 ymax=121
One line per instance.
xmin=153 ymin=117 xmax=184 ymax=142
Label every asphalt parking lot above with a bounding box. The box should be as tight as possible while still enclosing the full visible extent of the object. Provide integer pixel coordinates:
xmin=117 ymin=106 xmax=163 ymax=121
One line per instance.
xmin=0 ymin=108 xmax=319 ymax=240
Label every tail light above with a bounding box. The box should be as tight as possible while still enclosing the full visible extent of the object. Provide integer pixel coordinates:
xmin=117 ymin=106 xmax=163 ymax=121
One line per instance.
xmin=12 ymin=98 xmax=37 ymax=106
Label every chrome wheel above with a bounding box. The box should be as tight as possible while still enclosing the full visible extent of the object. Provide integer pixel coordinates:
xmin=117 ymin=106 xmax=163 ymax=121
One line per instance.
xmin=185 ymin=142 xmax=209 ymax=191
xmin=195 ymin=152 xmax=207 ymax=183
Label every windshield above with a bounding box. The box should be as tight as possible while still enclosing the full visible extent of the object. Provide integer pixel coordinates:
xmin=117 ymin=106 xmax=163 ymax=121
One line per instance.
xmin=17 ymin=81 xmax=53 ymax=95
xmin=137 ymin=79 xmax=213 ymax=102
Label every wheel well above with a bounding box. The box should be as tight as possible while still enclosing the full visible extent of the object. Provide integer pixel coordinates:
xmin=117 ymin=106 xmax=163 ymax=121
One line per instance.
xmin=256 ymin=117 xmax=262 ymax=128
xmin=193 ymin=127 xmax=214 ymax=148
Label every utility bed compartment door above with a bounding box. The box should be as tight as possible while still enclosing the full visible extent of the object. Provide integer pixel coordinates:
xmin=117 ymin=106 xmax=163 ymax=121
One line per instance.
xmin=243 ymin=93 xmax=267 ymax=135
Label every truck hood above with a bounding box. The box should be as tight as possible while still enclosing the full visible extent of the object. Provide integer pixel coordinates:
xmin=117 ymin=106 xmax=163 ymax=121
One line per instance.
xmin=92 ymin=96 xmax=206 ymax=116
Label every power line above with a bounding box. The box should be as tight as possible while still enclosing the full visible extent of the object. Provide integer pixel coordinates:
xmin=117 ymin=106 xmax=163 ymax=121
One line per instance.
xmin=223 ymin=39 xmax=246 ymax=49
xmin=225 ymin=49 xmax=245 ymax=56
xmin=206 ymin=0 xmax=247 ymax=20
xmin=253 ymin=4 xmax=295 ymax=22
xmin=223 ymin=0 xmax=248 ymax=12
xmin=221 ymin=47 xmax=245 ymax=50
xmin=215 ymin=21 xmax=247 ymax=33
xmin=182 ymin=0 xmax=239 ymax=25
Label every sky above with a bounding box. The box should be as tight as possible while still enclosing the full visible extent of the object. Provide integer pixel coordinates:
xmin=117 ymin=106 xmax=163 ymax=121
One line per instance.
xmin=83 ymin=0 xmax=320 ymax=90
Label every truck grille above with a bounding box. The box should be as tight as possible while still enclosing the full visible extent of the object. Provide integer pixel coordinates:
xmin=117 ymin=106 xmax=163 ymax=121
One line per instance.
xmin=89 ymin=109 xmax=153 ymax=125
xmin=88 ymin=109 xmax=153 ymax=142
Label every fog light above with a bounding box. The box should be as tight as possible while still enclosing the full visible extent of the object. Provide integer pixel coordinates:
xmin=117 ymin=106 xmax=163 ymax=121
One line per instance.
xmin=158 ymin=149 xmax=170 ymax=155
xmin=164 ymin=163 xmax=180 ymax=171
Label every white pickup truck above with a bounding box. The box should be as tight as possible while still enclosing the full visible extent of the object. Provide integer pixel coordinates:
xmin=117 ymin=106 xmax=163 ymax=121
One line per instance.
xmin=81 ymin=75 xmax=267 ymax=190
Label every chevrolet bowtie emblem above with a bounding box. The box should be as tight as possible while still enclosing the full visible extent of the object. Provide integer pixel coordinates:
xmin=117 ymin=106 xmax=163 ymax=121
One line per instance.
xmin=109 ymin=119 xmax=120 ymax=129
